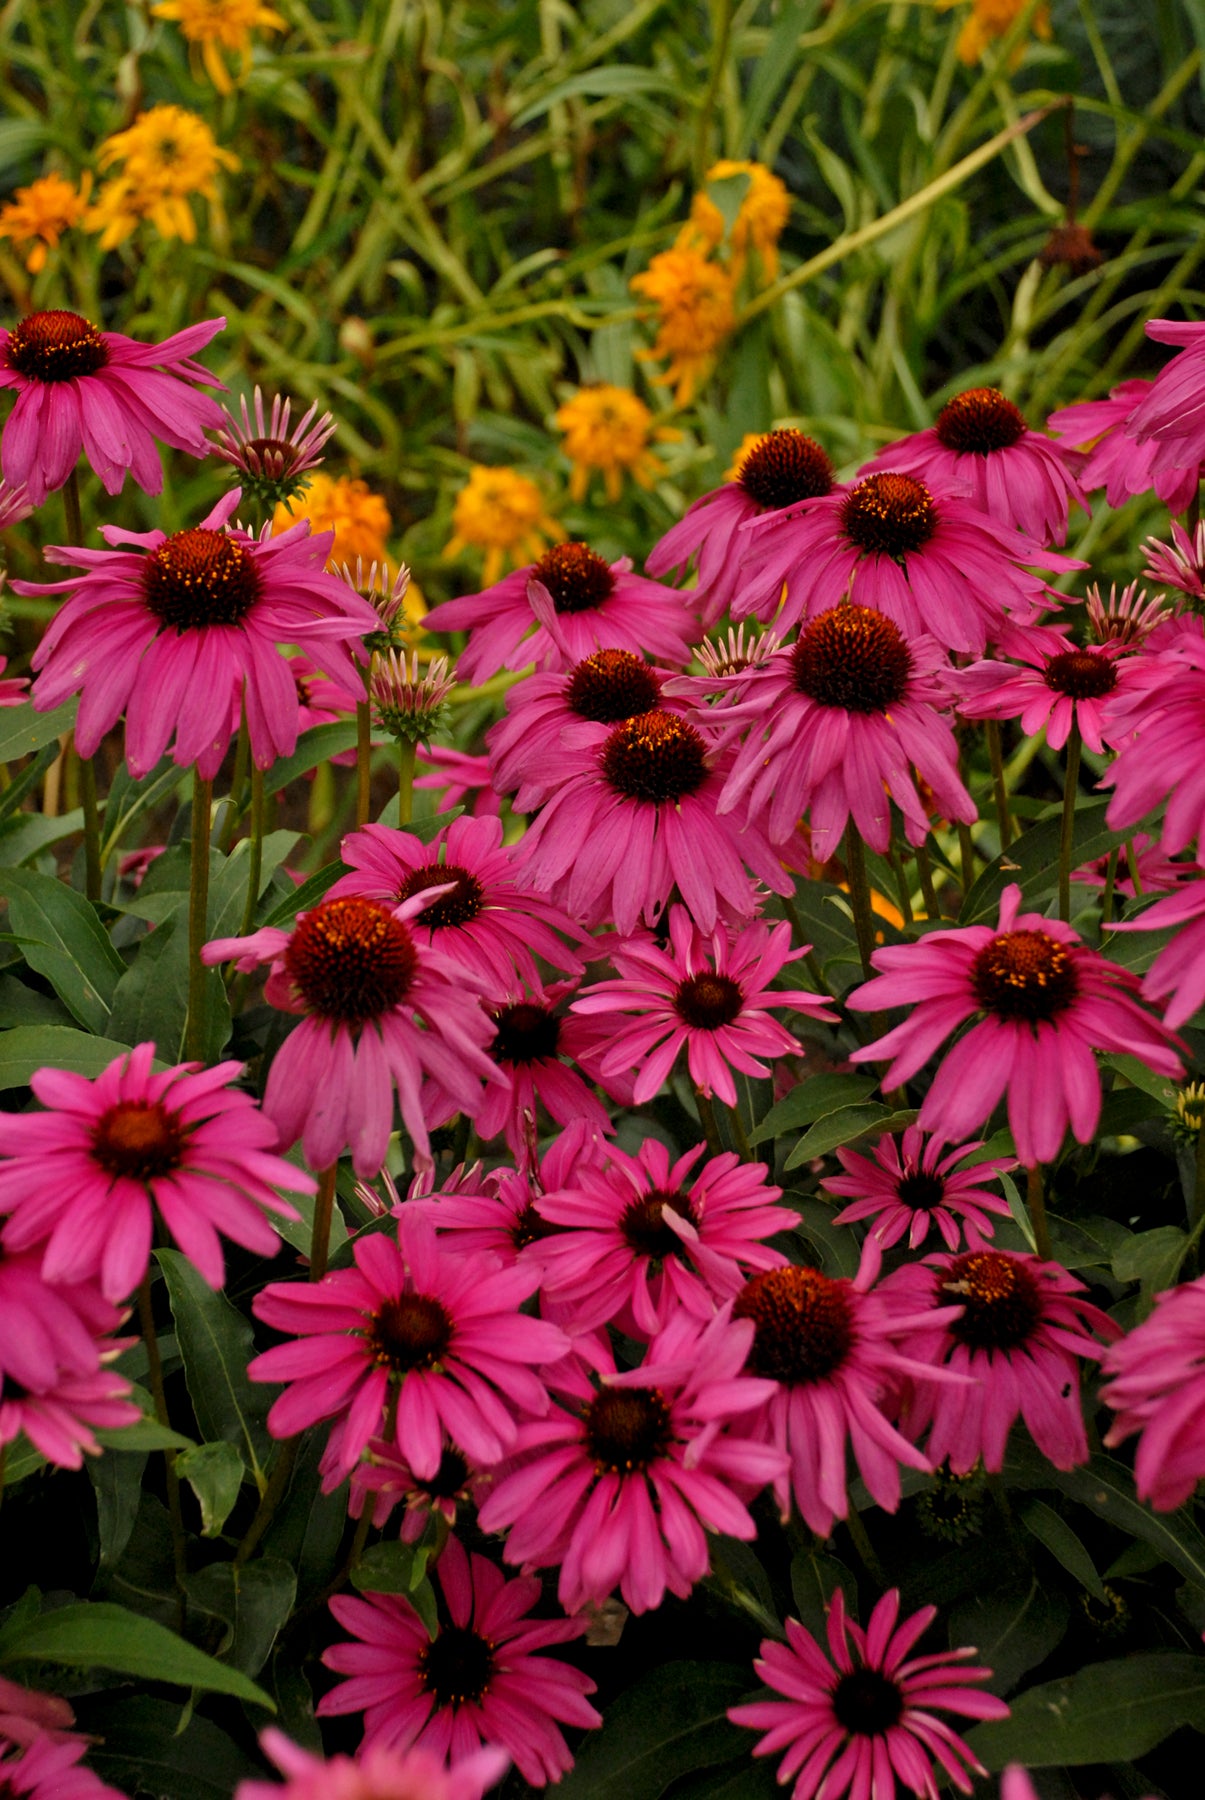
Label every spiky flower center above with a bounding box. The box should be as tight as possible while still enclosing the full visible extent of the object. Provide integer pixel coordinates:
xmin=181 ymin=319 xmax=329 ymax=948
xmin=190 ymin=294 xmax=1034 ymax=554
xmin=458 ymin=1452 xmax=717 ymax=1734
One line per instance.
xmin=511 ymin=1202 xmax=561 ymax=1251
xmin=419 ymin=1625 xmax=495 ymax=1707
xmin=734 ymin=1266 xmax=855 ymax=1384
xmin=841 ymin=473 xmax=936 ymax=558
xmin=584 ymin=1387 xmax=673 ymax=1474
xmin=285 ymin=896 xmax=418 ymax=1024
xmin=674 ymin=971 xmax=744 ymax=1030
xmin=619 ymin=1186 xmax=698 ymax=1261
xmin=7 ymin=309 xmax=108 ymax=381
xmin=91 ymin=1100 xmax=185 ymax=1182
xmin=395 ymin=862 xmax=485 ymax=929
xmin=144 ymin=529 xmax=262 ymax=631
xmin=531 ymin=542 xmax=615 ymax=613
xmin=366 ymin=1293 xmax=453 ymax=1372
xmin=896 ymin=1169 xmax=945 ymax=1211
xmin=1043 ymin=649 xmax=1118 ymax=701
xmin=935 ymin=387 xmax=1027 ymax=455
xmin=490 ymin=1001 xmax=560 ymax=1065
xmin=943 ymin=1251 xmax=1043 ymax=1351
xmin=831 ymin=1668 xmax=905 ymax=1736
xmin=243 ymin=435 xmax=303 ymax=471
xmin=422 ymin=1447 xmax=472 ymax=1499
xmin=971 ymin=929 xmax=1080 ymax=1023
xmin=739 ymin=429 xmax=835 ymax=510
xmin=566 ymin=648 xmax=661 ymax=723
xmin=600 ymin=709 xmax=709 ymax=804
xmin=792 ymin=605 xmax=913 ymax=712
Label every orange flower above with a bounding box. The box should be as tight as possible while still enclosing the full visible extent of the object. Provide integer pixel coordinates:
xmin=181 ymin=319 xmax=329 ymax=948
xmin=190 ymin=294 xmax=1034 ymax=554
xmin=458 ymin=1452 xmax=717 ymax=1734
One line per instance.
xmin=151 ymin=0 xmax=286 ymax=94
xmin=936 ymin=0 xmax=1052 ymax=65
xmin=630 ymin=248 xmax=736 ymax=407
xmin=274 ymin=472 xmax=392 ymax=569
xmin=682 ymin=160 xmax=791 ymax=283
xmin=0 ymin=172 xmax=91 ymax=274
xmin=555 ymin=384 xmax=680 ymax=502
xmin=442 ymin=466 xmax=563 ymax=587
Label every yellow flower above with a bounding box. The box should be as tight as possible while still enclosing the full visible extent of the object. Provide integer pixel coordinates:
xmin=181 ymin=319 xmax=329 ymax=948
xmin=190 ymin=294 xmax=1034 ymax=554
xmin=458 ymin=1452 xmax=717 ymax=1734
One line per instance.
xmin=443 ymin=466 xmax=564 ymax=587
xmin=274 ymin=472 xmax=392 ymax=570
xmin=682 ymin=160 xmax=792 ymax=283
xmin=554 ymin=384 xmax=681 ymax=503
xmin=0 ymin=172 xmax=91 ymax=274
xmin=936 ymin=0 xmax=1052 ymax=65
xmin=86 ymin=106 xmax=239 ymax=248
xmin=630 ymin=248 xmax=737 ymax=408
xmin=151 ymin=0 xmax=286 ymax=95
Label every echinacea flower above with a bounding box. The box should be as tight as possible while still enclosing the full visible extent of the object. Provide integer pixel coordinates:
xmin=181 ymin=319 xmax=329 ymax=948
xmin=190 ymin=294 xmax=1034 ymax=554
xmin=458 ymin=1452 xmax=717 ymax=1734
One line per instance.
xmin=0 ymin=655 xmax=28 ymax=707
xmin=86 ymin=107 xmax=240 ymax=249
xmin=729 ymin=1586 xmax=1008 ymax=1799
xmin=683 ymin=160 xmax=791 ymax=282
xmin=881 ymin=1248 xmax=1119 ymax=1473
xmin=415 ymin=743 xmax=503 ymax=818
xmin=1106 ymin=876 xmax=1205 ymax=1029
xmin=0 ymin=1044 xmax=308 ymax=1302
xmin=571 ymin=906 xmax=836 ymax=1105
xmin=274 ymin=472 xmax=391 ymax=569
xmin=477 ymin=1306 xmax=786 ymax=1614
xmin=411 ymin=1123 xmax=603 ymax=1274
xmin=631 ymin=247 xmax=737 ymax=405
xmin=350 ymin=1432 xmax=489 ymax=1541
xmin=21 ymin=490 xmax=379 ymax=778
xmin=847 ymin=884 xmax=1184 ymax=1166
xmin=211 ymin=386 xmax=336 ymax=509
xmin=0 ymin=310 xmax=224 ymax=505
xmin=1143 ymin=519 xmax=1205 ymax=601
xmin=235 ymin=1729 xmax=507 ymax=1800
xmin=555 ymin=383 xmax=679 ymax=502
xmin=0 ymin=1680 xmax=76 ymax=1750
xmin=370 ymin=647 xmax=455 ymax=744
xmin=203 ymin=891 xmax=501 ymax=1175
xmin=319 ymin=1533 xmax=600 ymax=1785
xmin=1125 ymin=317 xmax=1205 ymax=473
xmin=955 ymin=626 xmax=1132 ymax=754
xmin=1100 ymin=623 xmax=1205 ymax=861
xmin=1072 ymin=831 xmax=1188 ymax=900
xmin=425 ymin=541 xmax=695 ymax=683
xmin=442 ymin=465 xmax=563 ymax=587
xmin=823 ymin=1125 xmax=1015 ymax=1251
xmin=1046 ymin=378 xmax=1201 ymax=515
xmin=1100 ymin=1274 xmax=1205 ymax=1510
xmin=0 ymin=1730 xmax=129 ymax=1799
xmin=1084 ymin=578 xmax=1175 ymax=647
xmin=864 ymin=386 xmax=1086 ymax=543
xmin=0 ymin=172 xmax=91 ymax=275
xmin=151 ymin=0 xmax=286 ymax=95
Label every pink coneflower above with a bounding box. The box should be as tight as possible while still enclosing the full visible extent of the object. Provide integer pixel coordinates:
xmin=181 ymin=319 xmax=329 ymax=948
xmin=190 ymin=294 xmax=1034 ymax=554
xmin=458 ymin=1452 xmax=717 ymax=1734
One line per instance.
xmin=20 ymin=490 xmax=379 ymax=778
xmin=1084 ymin=578 xmax=1175 ymax=647
xmin=731 ymin=472 xmax=1080 ymax=655
xmin=250 ymin=1212 xmax=567 ymax=1487
xmin=424 ymin=541 xmax=696 ymax=681
xmin=882 ymin=1248 xmax=1118 ymax=1473
xmin=0 ymin=654 xmax=28 ymax=706
xmin=0 ymin=478 xmax=34 ymax=530
xmin=203 ymin=891 xmax=501 ymax=1176
xmin=413 ymin=1120 xmax=604 ymax=1273
xmin=1143 ymin=518 xmax=1205 ymax=600
xmin=1125 ymin=317 xmax=1205 ymax=472
xmin=0 ymin=310 xmax=225 ymax=505
xmin=1046 ymin=377 xmax=1200 ymax=514
xmin=318 ymin=1533 xmax=600 ymax=1786
xmin=415 ymin=743 xmax=502 ymax=818
xmin=822 ymin=1125 xmax=1015 ymax=1251
xmin=350 ymin=1432 xmax=489 ymax=1541
xmin=1072 ymin=832 xmax=1189 ymax=899
xmin=328 ymin=815 xmax=586 ymax=988
xmin=715 ymin=607 xmax=975 ymax=858
xmin=513 ymin=706 xmax=797 ymax=933
xmin=660 ymin=621 xmax=783 ymax=714
xmin=955 ymin=626 xmax=1132 ymax=754
xmin=235 ymin=1730 xmax=507 ymax=1800
xmin=288 ymin=650 xmax=361 ymax=736
xmin=646 ymin=429 xmax=837 ymax=625
xmin=1100 ymin=1274 xmax=1205 ymax=1510
xmin=0 ymin=1730 xmax=129 ymax=1798
xmin=728 ymin=1244 xmax=963 ymax=1536
xmin=1100 ymin=625 xmax=1205 ymax=861
xmin=1107 ymin=877 xmax=1205 ymax=1027
xmin=571 ymin=906 xmax=836 ymax=1105
xmin=0 ymin=1044 xmax=308 ymax=1302
xmin=0 ymin=1680 xmax=75 ymax=1750
xmin=211 ymin=386 xmax=336 ymax=508
xmin=477 ymin=1306 xmax=786 ymax=1615
xmin=864 ymin=386 xmax=1086 ymax=543
xmin=728 ymin=1586 xmax=1008 ymax=1800
xmin=534 ymin=1139 xmax=799 ymax=1335
xmin=847 ymin=883 xmax=1184 ymax=1166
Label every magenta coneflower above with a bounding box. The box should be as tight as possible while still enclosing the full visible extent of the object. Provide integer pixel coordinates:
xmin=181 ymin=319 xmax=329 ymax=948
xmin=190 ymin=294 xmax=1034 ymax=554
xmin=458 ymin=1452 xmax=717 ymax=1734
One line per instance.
xmin=0 ymin=655 xmax=28 ymax=706
xmin=415 ymin=743 xmax=503 ymax=818
xmin=1108 ymin=877 xmax=1205 ymax=1027
xmin=250 ymin=1212 xmax=566 ymax=1487
xmin=882 ymin=1248 xmax=1118 ymax=1473
xmin=424 ymin=541 xmax=696 ymax=681
xmin=203 ymin=891 xmax=501 ymax=1176
xmin=349 ymin=1432 xmax=489 ymax=1542
xmin=0 ymin=1730 xmax=129 ymax=1799
xmin=1100 ymin=1274 xmax=1205 ymax=1510
xmin=327 ymin=814 xmax=586 ymax=988
xmin=318 ymin=1533 xmax=600 ymax=1786
xmin=731 ymin=472 xmax=1080 ymax=655
xmin=0 ymin=310 xmax=225 ymax=505
xmin=955 ymin=626 xmax=1132 ymax=755
xmin=1125 ymin=317 xmax=1205 ymax=473
xmin=646 ymin=429 xmax=838 ymax=625
xmin=1046 ymin=377 xmax=1200 ymax=514
xmin=660 ymin=621 xmax=783 ymax=714
xmin=211 ymin=385 xmax=336 ymax=508
xmin=0 ymin=1251 xmax=137 ymax=1468
xmin=715 ymin=606 xmax=975 ymax=857
xmin=847 ymin=884 xmax=1184 ymax=1166
xmin=864 ymin=385 xmax=1086 ymax=543
xmin=1143 ymin=519 xmax=1205 ymax=600
xmin=1085 ymin=578 xmax=1175 ymax=647
xmin=477 ymin=1307 xmax=786 ymax=1615
xmin=729 ymin=1586 xmax=1008 ymax=1800
xmin=20 ymin=490 xmax=379 ymax=778
xmin=1100 ymin=624 xmax=1205 ymax=861
xmin=534 ymin=1139 xmax=799 ymax=1335
xmin=288 ymin=650 xmax=361 ymax=743
xmin=0 ymin=1044 xmax=309 ymax=1302
xmin=412 ymin=1125 xmax=602 ymax=1272
xmin=823 ymin=1124 xmax=1015 ymax=1251
xmin=236 ymin=1730 xmax=508 ymax=1800
xmin=0 ymin=1680 xmax=76 ymax=1750
xmin=1072 ymin=832 xmax=1188 ymax=900
xmin=570 ymin=906 xmax=836 ymax=1105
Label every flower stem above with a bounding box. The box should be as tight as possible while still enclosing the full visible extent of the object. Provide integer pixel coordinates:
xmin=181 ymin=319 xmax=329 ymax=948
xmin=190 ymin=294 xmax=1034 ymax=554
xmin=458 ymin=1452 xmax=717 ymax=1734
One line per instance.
xmin=237 ymin=764 xmax=265 ymax=940
xmin=887 ymin=843 xmax=914 ymax=928
xmin=957 ymin=821 xmax=976 ymax=903
xmin=137 ymin=1272 xmax=188 ymax=1609
xmin=1058 ymin=720 xmax=1082 ymax=924
xmin=398 ymin=736 xmax=416 ymax=827
xmin=986 ymin=720 xmax=1012 ymax=849
xmin=62 ymin=466 xmax=83 ymax=544
xmin=1027 ymin=1163 xmax=1052 ymax=1260
xmin=843 ymin=820 xmax=877 ymax=980
xmin=185 ymin=771 xmax=214 ymax=1065
xmin=1193 ymin=1123 xmax=1205 ymax=1233
xmin=78 ymin=751 xmax=102 ymax=903
xmin=355 ymin=700 xmax=372 ymax=828
xmin=233 ymin=1436 xmax=300 ymax=1568
xmin=726 ymin=1102 xmax=753 ymax=1162
xmin=310 ymin=1163 xmax=338 ymax=1282
xmin=695 ymin=1089 xmax=724 ymax=1158
xmin=915 ymin=841 xmax=940 ymax=919
xmin=843 ymin=1502 xmax=887 ymax=1590
xmin=221 ymin=714 xmax=250 ymax=853
xmin=1099 ymin=847 xmax=1119 ymax=936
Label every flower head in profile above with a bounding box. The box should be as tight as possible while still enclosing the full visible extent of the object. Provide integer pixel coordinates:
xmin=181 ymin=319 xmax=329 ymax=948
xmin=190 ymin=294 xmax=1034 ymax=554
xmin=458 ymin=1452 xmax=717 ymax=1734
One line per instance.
xmin=370 ymin=647 xmax=455 ymax=744
xmin=683 ymin=160 xmax=791 ymax=282
xmin=86 ymin=106 xmax=240 ymax=247
xmin=319 ymin=1534 xmax=600 ymax=1786
xmin=1107 ymin=875 xmax=1205 ymax=1030
xmin=235 ymin=1729 xmax=507 ymax=1800
xmin=0 ymin=172 xmax=90 ymax=274
xmin=151 ymin=0 xmax=286 ymax=94
xmin=555 ymin=383 xmax=679 ymax=501
xmin=1100 ymin=622 xmax=1205 ymax=862
xmin=350 ymin=1431 xmax=490 ymax=1542
xmin=729 ymin=1586 xmax=1008 ymax=1799
xmin=1100 ymin=1273 xmax=1205 ymax=1511
xmin=416 ymin=743 xmax=502 ymax=819
xmin=1125 ymin=317 xmax=1205 ymax=474
xmin=1047 ymin=377 xmax=1201 ymax=515
xmin=212 ymin=387 xmax=336 ymax=509
xmin=442 ymin=464 xmax=563 ymax=587
xmin=1143 ymin=520 xmax=1205 ymax=601
xmin=0 ymin=311 xmax=224 ymax=505
xmin=631 ymin=247 xmax=737 ymax=405
xmin=274 ymin=471 xmax=390 ymax=569
xmin=823 ymin=1124 xmax=1015 ymax=1251
xmin=1085 ymin=578 xmax=1174 ymax=647
xmin=936 ymin=0 xmax=1052 ymax=66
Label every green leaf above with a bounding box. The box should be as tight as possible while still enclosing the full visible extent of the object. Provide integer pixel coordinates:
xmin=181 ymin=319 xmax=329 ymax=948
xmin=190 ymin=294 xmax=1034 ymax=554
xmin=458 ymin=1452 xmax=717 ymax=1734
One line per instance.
xmin=960 ymin=801 xmax=1129 ymax=926
xmin=89 ymin=1449 xmax=148 ymax=1571
xmin=176 ymin=1441 xmax=246 ymax=1538
xmin=512 ymin=66 xmax=681 ymax=128
xmin=1 ymin=1435 xmax=46 ymax=1484
xmin=556 ymin=1662 xmax=751 ymax=1800
xmin=260 ymin=859 xmax=346 ymax=928
xmin=0 ymin=1025 xmax=146 ymax=1091
xmin=787 ymin=1198 xmax=861 ymax=1278
xmin=0 ymin=740 xmax=63 ymax=822
xmin=156 ymin=1249 xmax=273 ymax=1489
xmin=966 ymin=1652 xmax=1205 ymax=1767
xmin=0 ymin=1601 xmax=273 ymax=1707
xmin=107 ymin=908 xmax=231 ymax=1064
xmin=263 ymin=722 xmax=359 ymax=795
xmin=0 ymin=807 xmax=86 ymax=867
xmin=94 ymin=1411 xmax=195 ymax=1453
xmin=208 ymin=831 xmax=301 ymax=937
xmin=785 ymin=1104 xmax=916 ymax=1168
xmin=100 ymin=759 xmax=188 ymax=863
xmin=789 ymin=1549 xmax=858 ymax=1644
xmin=750 ymin=1073 xmax=879 ymax=1144
xmin=1100 ymin=1052 xmax=1182 ymax=1109
xmin=0 ymin=697 xmax=77 ymax=761
xmin=0 ymin=972 xmax=73 ymax=1028
xmin=183 ymin=1559 xmax=296 ymax=1678
xmin=352 ymin=1540 xmax=432 ymax=1596
xmin=1020 ymin=1500 xmax=1107 ymax=1601
xmin=1050 ymin=1453 xmax=1205 ymax=1596
xmin=0 ymin=868 xmax=123 ymax=1032
xmin=74 ymin=1696 xmax=258 ymax=1800
xmin=1112 ymin=1225 xmax=1189 ymax=1304
xmin=948 ymin=1580 xmax=1069 ymax=1696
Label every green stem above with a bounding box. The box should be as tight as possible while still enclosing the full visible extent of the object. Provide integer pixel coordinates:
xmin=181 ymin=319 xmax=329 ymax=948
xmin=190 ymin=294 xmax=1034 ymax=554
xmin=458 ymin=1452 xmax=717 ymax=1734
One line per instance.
xmin=222 ymin=715 xmax=250 ymax=854
xmin=1193 ymin=1125 xmax=1205 ymax=1234
xmin=1058 ymin=720 xmax=1082 ymax=925
xmin=693 ymin=0 xmax=733 ymax=178
xmin=137 ymin=1272 xmax=188 ymax=1607
xmin=237 ymin=765 xmax=265 ymax=940
xmin=887 ymin=843 xmax=914 ymax=929
xmin=78 ymin=751 xmax=102 ymax=903
xmin=843 ymin=820 xmax=877 ymax=981
xmin=915 ymin=841 xmax=940 ymax=919
xmin=986 ymin=721 xmax=1011 ymax=850
xmin=957 ymin=822 xmax=976 ymax=904
xmin=185 ymin=772 xmax=214 ymax=1065
xmin=398 ymin=736 xmax=416 ymax=827
xmin=310 ymin=1163 xmax=338 ymax=1282
xmin=233 ymin=1436 xmax=299 ymax=1568
xmin=843 ymin=1502 xmax=887 ymax=1590
xmin=1027 ymin=1164 xmax=1052 ymax=1261
xmin=726 ymin=1101 xmax=753 ymax=1162
xmin=695 ymin=1089 xmax=724 ymax=1158
xmin=356 ymin=700 xmax=372 ymax=828
xmin=62 ymin=466 xmax=83 ymax=544
xmin=1099 ymin=847 xmax=1118 ymax=939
